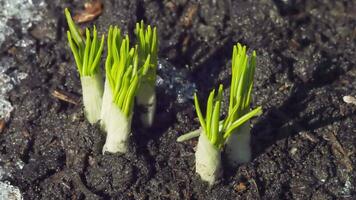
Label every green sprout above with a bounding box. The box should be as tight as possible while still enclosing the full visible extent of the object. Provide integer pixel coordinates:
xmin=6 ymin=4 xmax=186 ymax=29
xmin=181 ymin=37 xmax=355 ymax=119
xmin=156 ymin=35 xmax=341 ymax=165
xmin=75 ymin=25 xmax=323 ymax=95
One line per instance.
xmin=179 ymin=43 xmax=262 ymax=185
xmin=65 ymin=8 xmax=104 ymax=77
xmin=65 ymin=8 xmax=104 ymax=124
xmin=194 ymin=87 xmax=262 ymax=150
xmin=135 ymin=20 xmax=158 ymax=127
xmin=224 ymin=43 xmax=260 ymax=166
xmin=226 ymin=43 xmax=257 ymax=129
xmin=135 ymin=20 xmax=157 ymax=85
xmin=101 ymin=26 xmax=150 ymax=154
xmin=106 ymin=27 xmax=139 ymax=117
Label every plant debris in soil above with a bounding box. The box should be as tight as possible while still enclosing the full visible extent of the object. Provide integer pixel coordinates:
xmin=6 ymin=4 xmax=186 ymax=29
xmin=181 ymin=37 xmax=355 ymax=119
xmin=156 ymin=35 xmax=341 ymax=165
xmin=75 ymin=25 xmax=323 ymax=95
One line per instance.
xmin=0 ymin=0 xmax=355 ymax=199
xmin=73 ymin=0 xmax=103 ymax=24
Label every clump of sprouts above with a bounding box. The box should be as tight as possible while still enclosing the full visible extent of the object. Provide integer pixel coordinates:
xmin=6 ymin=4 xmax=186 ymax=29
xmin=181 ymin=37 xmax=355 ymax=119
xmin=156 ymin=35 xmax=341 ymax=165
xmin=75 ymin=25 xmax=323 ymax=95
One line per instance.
xmin=101 ymin=26 xmax=150 ymax=153
xmin=134 ymin=21 xmax=158 ymax=127
xmin=178 ymin=43 xmax=262 ymax=185
xmin=65 ymin=9 xmax=158 ymax=153
xmin=225 ymin=43 xmax=258 ymax=166
xmin=65 ymin=8 xmax=105 ymax=124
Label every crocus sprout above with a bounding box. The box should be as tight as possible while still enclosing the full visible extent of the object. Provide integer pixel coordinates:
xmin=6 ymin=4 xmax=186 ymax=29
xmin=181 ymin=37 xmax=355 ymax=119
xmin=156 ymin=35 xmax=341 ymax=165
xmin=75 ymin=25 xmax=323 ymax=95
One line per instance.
xmin=101 ymin=26 xmax=150 ymax=154
xmin=224 ymin=43 xmax=257 ymax=166
xmin=194 ymin=85 xmax=261 ymax=185
xmin=65 ymin=8 xmax=104 ymax=124
xmin=134 ymin=20 xmax=158 ymax=127
xmin=178 ymin=43 xmax=262 ymax=185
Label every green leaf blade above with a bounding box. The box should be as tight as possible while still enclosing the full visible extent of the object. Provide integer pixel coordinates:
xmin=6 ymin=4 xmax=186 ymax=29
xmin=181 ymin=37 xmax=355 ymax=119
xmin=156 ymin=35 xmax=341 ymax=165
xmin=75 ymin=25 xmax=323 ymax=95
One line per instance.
xmin=194 ymin=93 xmax=207 ymax=134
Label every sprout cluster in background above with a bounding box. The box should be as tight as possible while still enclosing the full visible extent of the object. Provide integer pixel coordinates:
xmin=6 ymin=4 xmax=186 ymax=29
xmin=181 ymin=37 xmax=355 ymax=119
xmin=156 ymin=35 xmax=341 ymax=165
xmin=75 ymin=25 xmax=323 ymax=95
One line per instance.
xmin=135 ymin=21 xmax=158 ymax=127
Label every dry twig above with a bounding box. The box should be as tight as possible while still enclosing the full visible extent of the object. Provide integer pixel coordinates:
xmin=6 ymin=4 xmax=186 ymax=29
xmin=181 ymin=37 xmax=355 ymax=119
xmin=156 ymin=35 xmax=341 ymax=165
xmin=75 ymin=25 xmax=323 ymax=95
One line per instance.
xmin=324 ymin=132 xmax=353 ymax=173
xmin=51 ymin=90 xmax=79 ymax=105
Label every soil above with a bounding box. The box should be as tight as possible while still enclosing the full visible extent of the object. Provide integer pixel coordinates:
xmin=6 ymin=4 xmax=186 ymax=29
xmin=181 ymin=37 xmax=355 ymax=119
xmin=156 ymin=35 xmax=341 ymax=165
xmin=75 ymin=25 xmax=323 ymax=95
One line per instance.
xmin=1 ymin=0 xmax=355 ymax=199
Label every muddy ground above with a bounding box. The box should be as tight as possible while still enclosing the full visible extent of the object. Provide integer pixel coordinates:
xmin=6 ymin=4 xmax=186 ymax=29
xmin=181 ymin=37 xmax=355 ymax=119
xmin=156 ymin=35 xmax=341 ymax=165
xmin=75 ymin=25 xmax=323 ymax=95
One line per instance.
xmin=0 ymin=0 xmax=355 ymax=199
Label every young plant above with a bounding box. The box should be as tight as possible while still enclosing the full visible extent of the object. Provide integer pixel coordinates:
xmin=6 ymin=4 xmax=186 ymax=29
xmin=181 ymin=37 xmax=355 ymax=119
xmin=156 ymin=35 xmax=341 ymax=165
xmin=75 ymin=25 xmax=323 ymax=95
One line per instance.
xmin=194 ymin=85 xmax=224 ymax=185
xmin=193 ymin=85 xmax=261 ymax=185
xmin=65 ymin=8 xmax=105 ymax=124
xmin=134 ymin=21 xmax=158 ymax=127
xmin=178 ymin=43 xmax=261 ymax=185
xmin=101 ymin=26 xmax=150 ymax=153
xmin=224 ymin=43 xmax=257 ymax=166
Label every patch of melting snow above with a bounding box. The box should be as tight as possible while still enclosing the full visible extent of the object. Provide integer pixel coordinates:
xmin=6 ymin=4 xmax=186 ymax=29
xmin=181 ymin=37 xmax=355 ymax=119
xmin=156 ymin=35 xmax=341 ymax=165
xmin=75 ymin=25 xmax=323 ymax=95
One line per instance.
xmin=0 ymin=0 xmax=46 ymax=199
xmin=0 ymin=0 xmax=45 ymax=42
xmin=0 ymin=57 xmax=28 ymax=120
xmin=0 ymin=181 xmax=23 ymax=200
xmin=0 ymin=0 xmax=46 ymax=119
xmin=0 ymin=163 xmax=23 ymax=200
xmin=0 ymin=58 xmax=27 ymax=199
xmin=0 ymin=23 xmax=14 ymax=47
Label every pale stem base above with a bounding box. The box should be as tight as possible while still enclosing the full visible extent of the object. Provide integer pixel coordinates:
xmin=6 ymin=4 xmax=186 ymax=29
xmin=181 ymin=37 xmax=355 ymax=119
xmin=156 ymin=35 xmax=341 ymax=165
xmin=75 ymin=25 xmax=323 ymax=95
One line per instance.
xmin=100 ymin=80 xmax=112 ymax=131
xmin=225 ymin=122 xmax=251 ymax=166
xmin=195 ymin=132 xmax=222 ymax=185
xmin=102 ymin=107 xmax=132 ymax=154
xmin=136 ymin=83 xmax=156 ymax=128
xmin=81 ymin=73 xmax=103 ymax=124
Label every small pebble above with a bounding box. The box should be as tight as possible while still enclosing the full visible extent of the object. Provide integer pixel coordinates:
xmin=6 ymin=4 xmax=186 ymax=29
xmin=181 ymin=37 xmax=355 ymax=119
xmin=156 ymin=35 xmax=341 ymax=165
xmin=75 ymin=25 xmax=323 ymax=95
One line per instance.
xmin=234 ymin=182 xmax=247 ymax=193
xmin=343 ymin=96 xmax=356 ymax=105
xmin=289 ymin=147 xmax=298 ymax=155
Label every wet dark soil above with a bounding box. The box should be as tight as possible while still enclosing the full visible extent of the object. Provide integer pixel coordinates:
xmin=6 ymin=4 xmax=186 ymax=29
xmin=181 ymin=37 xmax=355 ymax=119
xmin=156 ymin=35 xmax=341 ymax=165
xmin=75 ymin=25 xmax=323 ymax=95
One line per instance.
xmin=1 ymin=0 xmax=355 ymax=199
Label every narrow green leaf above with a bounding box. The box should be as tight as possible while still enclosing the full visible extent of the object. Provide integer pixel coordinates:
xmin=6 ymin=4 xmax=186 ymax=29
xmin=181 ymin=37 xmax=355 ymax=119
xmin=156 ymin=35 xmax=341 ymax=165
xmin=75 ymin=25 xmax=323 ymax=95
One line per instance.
xmin=67 ymin=31 xmax=82 ymax=76
xmin=111 ymin=31 xmax=120 ymax=75
xmin=229 ymin=45 xmax=238 ymax=114
xmin=105 ymin=55 xmax=115 ymax=92
xmin=194 ymin=93 xmax=207 ymax=134
xmin=90 ymin=35 xmax=105 ymax=74
xmin=88 ymin=26 xmax=97 ymax=73
xmin=238 ymin=55 xmax=250 ymax=112
xmin=132 ymin=47 xmax=139 ymax=78
xmin=123 ymin=74 xmax=139 ymax=116
xmin=217 ymin=84 xmax=223 ymax=100
xmin=224 ymin=106 xmax=262 ymax=139
xmin=113 ymin=39 xmax=128 ymax=93
xmin=223 ymin=103 xmax=238 ymax=130
xmin=141 ymin=54 xmax=151 ymax=76
xmin=139 ymin=30 xmax=145 ymax=55
xmin=117 ymin=66 xmax=133 ymax=108
xmin=118 ymin=38 xmax=127 ymax=74
xmin=206 ymin=89 xmax=215 ymax=138
xmin=234 ymin=54 xmax=248 ymax=116
xmin=244 ymin=51 xmax=257 ymax=109
xmin=140 ymin=20 xmax=144 ymax=30
xmin=135 ymin=22 xmax=140 ymax=36
xmin=82 ymin=29 xmax=91 ymax=75
xmin=107 ymin=26 xmax=113 ymax=56
xmin=64 ymin=8 xmax=83 ymax=46
xmin=151 ymin=27 xmax=157 ymax=65
xmin=210 ymin=100 xmax=221 ymax=146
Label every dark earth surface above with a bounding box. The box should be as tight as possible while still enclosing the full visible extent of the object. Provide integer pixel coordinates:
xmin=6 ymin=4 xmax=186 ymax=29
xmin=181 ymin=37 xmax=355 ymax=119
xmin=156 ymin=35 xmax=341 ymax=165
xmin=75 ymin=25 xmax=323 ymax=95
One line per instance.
xmin=1 ymin=0 xmax=355 ymax=199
